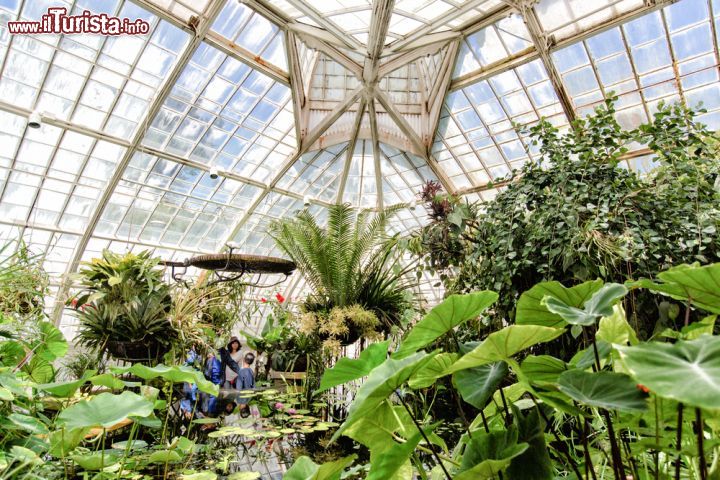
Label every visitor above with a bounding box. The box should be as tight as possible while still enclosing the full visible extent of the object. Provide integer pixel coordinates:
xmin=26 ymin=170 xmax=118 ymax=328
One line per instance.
xmin=224 ymin=336 xmax=243 ymax=389
xmin=236 ymin=352 xmax=256 ymax=417
xmin=203 ymin=351 xmax=223 ymax=415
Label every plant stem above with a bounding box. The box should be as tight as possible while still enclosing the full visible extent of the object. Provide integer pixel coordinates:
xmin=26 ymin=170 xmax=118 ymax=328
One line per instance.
xmin=697 ymin=408 xmax=707 ymax=480
xmin=397 ymin=391 xmax=453 ymax=480
xmin=479 ymin=409 xmax=490 ymax=433
xmin=582 ymin=417 xmax=598 ymax=480
xmin=601 ymin=409 xmax=626 ymax=480
xmin=498 ymin=386 xmax=511 ymax=427
xmin=655 ymin=396 xmax=660 ymax=480
xmin=529 ymin=395 xmax=583 ymax=480
xmin=675 ymin=403 xmax=684 ymax=480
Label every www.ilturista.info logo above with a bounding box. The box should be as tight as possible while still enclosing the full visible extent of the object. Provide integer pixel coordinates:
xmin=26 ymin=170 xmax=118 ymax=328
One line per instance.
xmin=7 ymin=8 xmax=150 ymax=35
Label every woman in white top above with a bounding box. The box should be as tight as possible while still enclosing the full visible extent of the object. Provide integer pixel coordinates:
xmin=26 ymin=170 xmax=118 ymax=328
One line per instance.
xmin=224 ymin=336 xmax=243 ymax=389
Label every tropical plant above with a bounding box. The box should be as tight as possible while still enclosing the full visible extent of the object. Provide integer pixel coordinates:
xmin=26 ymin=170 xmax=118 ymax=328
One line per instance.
xmin=268 ymin=203 xmax=415 ymax=346
xmin=411 ymin=99 xmax=720 ymax=339
xmin=316 ymin=262 xmax=720 ymax=480
xmin=70 ymin=249 xmax=176 ymax=363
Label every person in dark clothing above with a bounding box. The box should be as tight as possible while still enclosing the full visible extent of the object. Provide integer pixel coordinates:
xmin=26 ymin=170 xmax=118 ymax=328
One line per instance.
xmin=204 ymin=345 xmax=241 ymax=415
xmin=236 ymin=353 xmax=256 ymax=417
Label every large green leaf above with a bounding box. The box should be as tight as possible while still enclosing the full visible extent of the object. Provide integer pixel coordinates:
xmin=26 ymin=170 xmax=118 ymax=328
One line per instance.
xmin=283 ymin=455 xmax=356 ymax=480
xmin=630 ymin=263 xmax=720 ymax=314
xmin=38 ymin=370 xmax=96 ymax=398
xmin=24 ymin=356 xmax=54 ymax=383
xmin=344 ymin=401 xmax=412 ymax=452
xmin=455 ymin=426 xmax=528 ymax=480
xmin=332 ymin=351 xmax=435 ymax=441
xmin=71 ymin=451 xmax=120 ymax=470
xmin=616 ymin=336 xmax=720 ymax=409
xmin=57 ymin=391 xmax=154 ymax=429
xmin=395 ymin=291 xmax=498 ymax=358
xmin=408 ymin=353 xmax=458 ymax=390
xmin=6 ymin=412 xmax=48 ymax=434
xmin=367 ymin=424 xmax=437 ymax=480
xmin=453 ymin=361 xmax=508 ymax=409
xmin=47 ymin=427 xmax=88 ymax=457
xmin=318 ymin=341 xmax=389 ymax=392
xmin=542 ymin=283 xmax=628 ymax=326
xmin=558 ymin=370 xmax=648 ymax=412
xmin=596 ymin=304 xmax=638 ymax=345
xmin=516 ymin=280 xmax=603 ymax=327
xmin=519 ymin=355 xmax=567 ymax=387
xmin=445 ymin=326 xmax=564 ymax=375
xmin=36 ymin=321 xmax=68 ymax=361
xmin=506 ymin=406 xmax=554 ymax=480
xmin=111 ymin=364 xmax=218 ymax=396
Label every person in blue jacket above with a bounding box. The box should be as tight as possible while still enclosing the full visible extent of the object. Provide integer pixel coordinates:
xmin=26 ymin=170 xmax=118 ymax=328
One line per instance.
xmin=203 ymin=343 xmax=242 ymax=415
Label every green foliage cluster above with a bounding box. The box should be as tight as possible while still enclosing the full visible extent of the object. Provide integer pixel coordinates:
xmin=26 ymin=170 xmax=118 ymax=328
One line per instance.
xmin=315 ymin=262 xmax=720 ymax=480
xmin=70 ymin=250 xmax=177 ymax=361
xmin=412 ymin=100 xmax=720 ymax=334
xmin=269 ymin=203 xmax=416 ymax=345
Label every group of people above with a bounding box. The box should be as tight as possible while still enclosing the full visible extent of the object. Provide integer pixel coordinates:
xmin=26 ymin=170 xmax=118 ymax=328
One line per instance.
xmin=181 ymin=336 xmax=257 ymax=419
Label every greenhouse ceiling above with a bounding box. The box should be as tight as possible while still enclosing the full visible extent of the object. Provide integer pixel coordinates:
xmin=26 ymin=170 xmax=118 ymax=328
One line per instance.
xmin=0 ymin=0 xmax=718 ymax=335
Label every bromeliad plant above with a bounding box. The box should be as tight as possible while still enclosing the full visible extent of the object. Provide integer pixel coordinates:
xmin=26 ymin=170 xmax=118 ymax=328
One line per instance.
xmin=314 ymin=262 xmax=720 ymax=479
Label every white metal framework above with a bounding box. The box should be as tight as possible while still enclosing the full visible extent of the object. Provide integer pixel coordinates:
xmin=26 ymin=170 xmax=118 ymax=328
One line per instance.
xmin=0 ymin=0 xmax=718 ymax=335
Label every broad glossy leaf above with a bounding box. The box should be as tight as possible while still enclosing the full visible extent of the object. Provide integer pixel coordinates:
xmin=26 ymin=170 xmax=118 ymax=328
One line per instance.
xmin=332 ymin=351 xmax=435 ymax=441
xmin=38 ymin=370 xmax=95 ymax=397
xmin=111 ymin=364 xmax=218 ymax=396
xmin=57 ymin=391 xmax=154 ymax=430
xmin=318 ymin=341 xmax=389 ymax=392
xmin=596 ymin=304 xmax=638 ymax=345
xmin=395 ymin=291 xmax=498 ymax=358
xmin=71 ymin=451 xmax=120 ymax=470
xmin=367 ymin=424 xmax=438 ymax=480
xmin=616 ymin=336 xmax=720 ymax=409
xmin=7 ymin=413 xmax=48 ymax=434
xmin=453 ymin=361 xmax=508 ymax=409
xmin=520 ymin=355 xmax=567 ymax=386
xmin=516 ymin=280 xmax=603 ymax=327
xmin=408 ymin=353 xmax=458 ymax=389
xmin=89 ymin=373 xmax=127 ymax=390
xmin=11 ymin=446 xmax=42 ymax=466
xmin=630 ymin=263 xmax=720 ymax=313
xmin=147 ymin=450 xmax=183 ymax=464
xmin=47 ymin=427 xmax=88 ymax=457
xmin=445 ymin=326 xmax=564 ymax=374
xmin=558 ymin=370 xmax=648 ymax=412
xmin=284 ymin=455 xmax=356 ymax=480
xmin=455 ymin=426 xmax=528 ymax=480
xmin=542 ymin=283 xmax=627 ymax=326
xmin=36 ymin=321 xmax=68 ymax=361
xmin=506 ymin=406 xmax=553 ymax=480
xmin=570 ymin=340 xmax=612 ymax=369
xmin=25 ymin=356 xmax=53 ymax=383
xmin=344 ymin=402 xmax=412 ymax=452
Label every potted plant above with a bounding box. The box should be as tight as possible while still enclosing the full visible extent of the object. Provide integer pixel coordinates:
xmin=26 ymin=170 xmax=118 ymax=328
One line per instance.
xmin=69 ymin=250 xmax=176 ymax=365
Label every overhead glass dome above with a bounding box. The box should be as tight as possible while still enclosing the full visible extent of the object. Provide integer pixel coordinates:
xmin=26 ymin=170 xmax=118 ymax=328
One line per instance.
xmin=0 ymin=0 xmax=718 ymax=337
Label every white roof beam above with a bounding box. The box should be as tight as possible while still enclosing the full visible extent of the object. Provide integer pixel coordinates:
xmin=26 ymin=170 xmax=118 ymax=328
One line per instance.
xmin=281 ymin=0 xmax=365 ymax=52
xmin=300 ymin=86 xmax=364 ymax=154
xmin=377 ymin=37 xmax=451 ymax=79
xmin=336 ymin=98 xmax=368 ymax=203
xmin=51 ymin=0 xmax=229 ymax=324
xmin=368 ymin=99 xmax=384 ymax=210
xmin=291 ymin=28 xmax=363 ymax=79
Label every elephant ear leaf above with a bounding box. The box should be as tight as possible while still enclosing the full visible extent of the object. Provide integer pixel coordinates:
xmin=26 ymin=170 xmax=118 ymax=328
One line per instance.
xmin=453 ymin=361 xmax=508 ymax=409
xmin=558 ymin=370 xmax=648 ymax=412
xmin=394 ymin=291 xmax=498 ymax=359
xmin=455 ymin=425 xmax=528 ymax=480
xmin=331 ymin=351 xmax=435 ymax=442
xmin=629 ymin=263 xmax=720 ymax=314
xmin=445 ymin=325 xmax=564 ymax=375
xmin=318 ymin=341 xmax=389 ymax=392
xmin=542 ymin=283 xmax=627 ymax=326
xmin=616 ymin=336 xmax=720 ymax=409
xmin=516 ymin=280 xmax=603 ymax=327
xmin=284 ymin=455 xmax=356 ymax=480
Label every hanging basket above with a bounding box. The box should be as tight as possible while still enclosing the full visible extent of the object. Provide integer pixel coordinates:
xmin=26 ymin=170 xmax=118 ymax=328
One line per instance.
xmin=105 ymin=340 xmax=168 ymax=365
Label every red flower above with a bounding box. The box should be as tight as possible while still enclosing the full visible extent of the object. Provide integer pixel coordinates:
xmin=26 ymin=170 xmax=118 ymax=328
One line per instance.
xmin=71 ymin=298 xmax=78 ymax=309
xmin=636 ymin=384 xmax=650 ymax=393
xmin=261 ymin=298 xmax=267 ymax=303
xmin=275 ymin=293 xmax=285 ymax=304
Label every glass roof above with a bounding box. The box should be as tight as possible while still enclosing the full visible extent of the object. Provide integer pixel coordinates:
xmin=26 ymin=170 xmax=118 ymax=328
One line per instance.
xmin=0 ymin=0 xmax=717 ymax=337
